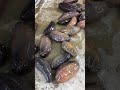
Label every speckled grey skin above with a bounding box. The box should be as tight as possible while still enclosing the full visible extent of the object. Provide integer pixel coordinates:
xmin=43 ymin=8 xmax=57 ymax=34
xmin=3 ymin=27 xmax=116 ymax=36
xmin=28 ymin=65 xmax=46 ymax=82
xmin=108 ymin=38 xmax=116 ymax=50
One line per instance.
xmin=35 ymin=57 xmax=53 ymax=82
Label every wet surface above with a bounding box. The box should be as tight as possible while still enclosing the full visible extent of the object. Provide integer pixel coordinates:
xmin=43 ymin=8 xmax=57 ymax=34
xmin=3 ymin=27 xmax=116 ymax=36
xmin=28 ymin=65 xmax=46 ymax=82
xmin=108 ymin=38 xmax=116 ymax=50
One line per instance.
xmin=35 ymin=0 xmax=85 ymax=90
xmin=35 ymin=0 xmax=84 ymax=63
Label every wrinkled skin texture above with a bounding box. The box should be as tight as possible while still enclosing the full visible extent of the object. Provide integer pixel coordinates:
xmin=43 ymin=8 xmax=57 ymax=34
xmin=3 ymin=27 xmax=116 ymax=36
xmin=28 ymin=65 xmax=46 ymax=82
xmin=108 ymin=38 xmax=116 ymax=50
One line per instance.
xmin=58 ymin=12 xmax=80 ymax=24
xmin=51 ymin=53 xmax=71 ymax=69
xmin=67 ymin=16 xmax=77 ymax=27
xmin=59 ymin=3 xmax=81 ymax=12
xmin=61 ymin=26 xmax=80 ymax=36
xmin=50 ymin=31 xmax=70 ymax=42
xmin=0 ymin=74 xmax=23 ymax=90
xmin=60 ymin=17 xmax=80 ymax=36
xmin=39 ymin=35 xmax=51 ymax=58
xmin=62 ymin=41 xmax=77 ymax=56
xmin=35 ymin=57 xmax=53 ymax=82
xmin=76 ymin=4 xmax=85 ymax=11
xmin=43 ymin=21 xmax=55 ymax=35
xmin=58 ymin=18 xmax=71 ymax=25
xmin=55 ymin=61 xmax=79 ymax=83
xmin=11 ymin=22 xmax=34 ymax=75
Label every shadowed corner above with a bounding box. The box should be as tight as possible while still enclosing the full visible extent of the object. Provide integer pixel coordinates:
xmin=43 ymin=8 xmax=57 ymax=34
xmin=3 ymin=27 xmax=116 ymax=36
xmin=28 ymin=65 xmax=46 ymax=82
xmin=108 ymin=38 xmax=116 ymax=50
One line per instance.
xmin=0 ymin=0 xmax=35 ymax=90
xmin=86 ymin=0 xmax=120 ymax=90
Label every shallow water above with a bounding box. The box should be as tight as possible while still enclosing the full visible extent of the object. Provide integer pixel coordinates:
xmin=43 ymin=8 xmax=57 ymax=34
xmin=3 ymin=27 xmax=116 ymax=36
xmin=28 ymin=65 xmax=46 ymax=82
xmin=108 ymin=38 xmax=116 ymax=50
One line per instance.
xmin=35 ymin=0 xmax=85 ymax=90
xmin=35 ymin=0 xmax=85 ymax=62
